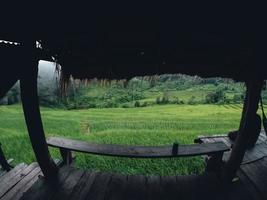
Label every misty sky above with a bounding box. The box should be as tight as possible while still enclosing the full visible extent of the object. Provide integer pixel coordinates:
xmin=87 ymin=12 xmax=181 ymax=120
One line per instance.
xmin=38 ymin=60 xmax=58 ymax=81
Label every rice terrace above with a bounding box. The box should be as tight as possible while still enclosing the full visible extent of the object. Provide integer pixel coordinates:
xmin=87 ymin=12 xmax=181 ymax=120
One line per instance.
xmin=1 ymin=73 xmax=265 ymax=176
xmin=0 ymin=103 xmax=244 ymax=175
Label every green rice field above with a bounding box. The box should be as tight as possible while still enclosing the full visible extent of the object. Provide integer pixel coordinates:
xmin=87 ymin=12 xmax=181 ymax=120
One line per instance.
xmin=0 ymin=104 xmax=252 ymax=176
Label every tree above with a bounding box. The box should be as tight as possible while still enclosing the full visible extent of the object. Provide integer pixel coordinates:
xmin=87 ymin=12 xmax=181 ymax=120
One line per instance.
xmin=205 ymin=89 xmax=225 ymax=104
xmin=134 ymin=101 xmax=141 ymax=107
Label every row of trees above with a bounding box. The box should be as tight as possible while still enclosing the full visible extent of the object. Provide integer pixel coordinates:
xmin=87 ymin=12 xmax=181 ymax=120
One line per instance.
xmin=0 ymin=73 xmax=252 ymax=108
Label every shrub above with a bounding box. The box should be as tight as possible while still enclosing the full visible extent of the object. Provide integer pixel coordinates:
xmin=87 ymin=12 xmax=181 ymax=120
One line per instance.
xmin=162 ymin=91 xmax=170 ymax=104
xmin=155 ymin=97 xmax=161 ymax=104
xmin=122 ymin=103 xmax=133 ymax=108
xmin=141 ymin=102 xmax=148 ymax=107
xmin=188 ymin=96 xmax=197 ymax=105
xmin=134 ymin=101 xmax=141 ymax=107
xmin=173 ymin=97 xmax=180 ymax=104
xmin=161 ymin=96 xmax=169 ymax=104
xmin=205 ymin=89 xmax=225 ymax=104
xmin=233 ymin=94 xmax=244 ymax=103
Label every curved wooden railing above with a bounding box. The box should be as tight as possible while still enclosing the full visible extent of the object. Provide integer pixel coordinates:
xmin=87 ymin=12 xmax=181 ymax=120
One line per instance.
xmin=47 ymin=137 xmax=230 ymax=174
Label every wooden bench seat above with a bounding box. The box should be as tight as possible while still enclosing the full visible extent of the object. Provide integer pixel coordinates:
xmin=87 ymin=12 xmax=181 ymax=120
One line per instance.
xmin=47 ymin=137 xmax=229 ymax=158
xmin=47 ymin=137 xmax=230 ymax=173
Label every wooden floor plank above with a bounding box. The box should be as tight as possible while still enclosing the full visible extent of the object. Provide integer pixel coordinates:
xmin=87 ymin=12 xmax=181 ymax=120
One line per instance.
xmin=11 ymin=171 xmax=42 ymax=200
xmin=237 ymin=170 xmax=264 ymax=200
xmin=0 ymin=170 xmax=7 ymax=178
xmin=0 ymin=163 xmax=37 ymax=198
xmin=191 ymin=174 xmax=222 ymax=200
xmin=68 ymin=171 xmax=98 ymax=200
xmin=104 ymin=173 xmax=128 ymax=200
xmin=0 ymin=163 xmax=27 ymax=184
xmin=176 ymin=175 xmax=195 ymax=200
xmin=240 ymin=157 xmax=267 ymax=199
xmin=217 ymin=175 xmax=255 ymax=200
xmin=21 ymin=166 xmax=74 ymax=200
xmin=160 ymin=175 xmax=180 ymax=200
xmin=122 ymin=174 xmax=147 ymax=200
xmin=1 ymin=166 xmax=41 ymax=200
xmin=85 ymin=172 xmax=112 ymax=200
xmin=255 ymin=142 xmax=267 ymax=155
xmin=52 ymin=169 xmax=84 ymax=200
xmin=6 ymin=164 xmax=264 ymax=200
xmin=146 ymin=175 xmax=162 ymax=200
xmin=257 ymin=132 xmax=266 ymax=144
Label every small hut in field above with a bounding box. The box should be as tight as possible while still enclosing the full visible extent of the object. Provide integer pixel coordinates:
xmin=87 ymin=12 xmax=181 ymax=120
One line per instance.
xmin=1 ymin=15 xmax=267 ymax=200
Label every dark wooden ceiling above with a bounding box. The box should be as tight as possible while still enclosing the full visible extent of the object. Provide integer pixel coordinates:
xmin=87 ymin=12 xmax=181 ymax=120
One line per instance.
xmin=1 ymin=15 xmax=265 ymax=81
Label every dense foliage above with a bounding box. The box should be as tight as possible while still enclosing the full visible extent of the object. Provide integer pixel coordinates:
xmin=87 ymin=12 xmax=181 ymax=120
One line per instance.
xmin=2 ymin=73 xmax=266 ymax=108
xmin=57 ymin=74 xmax=249 ymax=109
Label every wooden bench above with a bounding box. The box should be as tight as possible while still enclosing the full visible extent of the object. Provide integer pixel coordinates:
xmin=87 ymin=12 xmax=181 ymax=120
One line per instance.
xmin=47 ymin=137 xmax=230 ymax=173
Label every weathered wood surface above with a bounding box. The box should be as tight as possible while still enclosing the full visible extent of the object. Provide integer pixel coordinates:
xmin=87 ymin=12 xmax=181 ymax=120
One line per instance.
xmin=2 ymin=134 xmax=267 ymax=199
xmin=19 ymin=166 xmax=259 ymax=200
xmin=195 ymin=132 xmax=267 ymax=200
xmin=47 ymin=137 xmax=229 ymax=158
xmin=0 ymin=160 xmax=266 ymax=199
xmin=0 ymin=163 xmax=41 ymax=200
xmin=195 ymin=132 xmax=267 ymax=164
xmin=239 ymin=157 xmax=267 ymax=200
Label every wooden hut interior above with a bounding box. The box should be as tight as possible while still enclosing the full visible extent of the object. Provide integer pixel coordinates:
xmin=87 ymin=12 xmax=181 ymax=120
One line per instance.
xmin=1 ymin=16 xmax=267 ymax=200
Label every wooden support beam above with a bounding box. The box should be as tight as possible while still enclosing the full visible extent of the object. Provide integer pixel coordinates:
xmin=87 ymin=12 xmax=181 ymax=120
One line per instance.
xmin=20 ymin=53 xmax=58 ymax=179
xmin=222 ymin=79 xmax=264 ymax=183
xmin=0 ymin=143 xmax=12 ymax=171
xmin=205 ymin=152 xmax=224 ymax=174
xmin=59 ymin=148 xmax=73 ymax=166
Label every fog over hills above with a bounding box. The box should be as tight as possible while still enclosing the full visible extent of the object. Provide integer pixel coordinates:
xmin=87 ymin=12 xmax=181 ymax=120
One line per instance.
xmin=38 ymin=60 xmax=58 ymax=82
xmin=0 ymin=60 xmax=60 ymax=105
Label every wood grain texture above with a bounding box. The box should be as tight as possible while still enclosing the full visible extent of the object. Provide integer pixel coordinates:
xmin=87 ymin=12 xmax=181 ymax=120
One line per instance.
xmin=47 ymin=137 xmax=229 ymax=158
xmin=21 ymin=166 xmax=73 ymax=200
xmin=197 ymin=133 xmax=267 ymax=165
xmin=2 ymin=166 xmax=42 ymax=200
xmin=0 ymin=163 xmax=38 ymax=199
xmin=68 ymin=171 xmax=98 ymax=200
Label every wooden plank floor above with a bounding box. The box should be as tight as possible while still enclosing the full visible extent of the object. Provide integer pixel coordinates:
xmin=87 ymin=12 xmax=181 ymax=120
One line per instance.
xmin=1 ymin=132 xmax=267 ymax=200
xmin=197 ymin=131 xmax=267 ymax=200
xmin=0 ymin=163 xmax=42 ymax=200
xmin=19 ymin=168 xmax=227 ymax=200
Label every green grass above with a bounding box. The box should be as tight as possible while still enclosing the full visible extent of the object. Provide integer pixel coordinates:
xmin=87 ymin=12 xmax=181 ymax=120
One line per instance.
xmin=0 ymin=104 xmax=252 ymax=176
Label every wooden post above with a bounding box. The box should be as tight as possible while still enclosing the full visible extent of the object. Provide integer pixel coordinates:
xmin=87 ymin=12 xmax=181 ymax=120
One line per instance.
xmin=205 ymin=152 xmax=223 ymax=175
xmin=59 ymin=148 xmax=73 ymax=165
xmin=20 ymin=50 xmax=58 ymax=179
xmin=222 ymin=79 xmax=263 ymax=183
xmin=0 ymin=143 xmax=12 ymax=171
